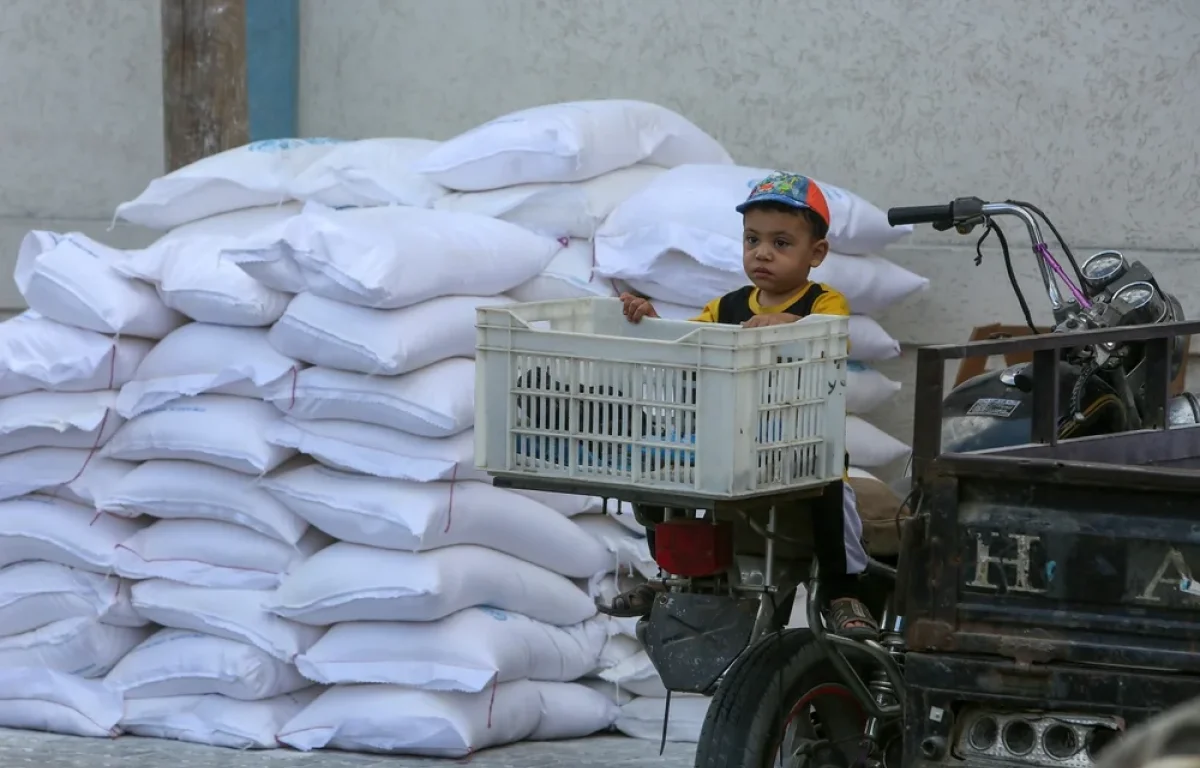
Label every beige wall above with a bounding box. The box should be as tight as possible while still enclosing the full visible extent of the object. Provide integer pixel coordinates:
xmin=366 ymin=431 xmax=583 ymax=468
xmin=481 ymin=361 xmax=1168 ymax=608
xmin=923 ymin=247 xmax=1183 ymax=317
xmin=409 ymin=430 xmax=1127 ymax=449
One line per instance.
xmin=296 ymin=0 xmax=1200 ymax=459
xmin=0 ymin=1 xmax=162 ymax=306
xmin=2 ymin=0 xmax=1196 ymax=462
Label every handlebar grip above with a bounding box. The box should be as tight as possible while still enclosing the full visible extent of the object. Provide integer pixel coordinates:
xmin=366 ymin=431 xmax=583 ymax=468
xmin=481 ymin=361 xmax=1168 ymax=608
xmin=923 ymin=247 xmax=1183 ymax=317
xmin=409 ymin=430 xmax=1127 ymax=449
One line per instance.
xmin=887 ymin=204 xmax=954 ymax=227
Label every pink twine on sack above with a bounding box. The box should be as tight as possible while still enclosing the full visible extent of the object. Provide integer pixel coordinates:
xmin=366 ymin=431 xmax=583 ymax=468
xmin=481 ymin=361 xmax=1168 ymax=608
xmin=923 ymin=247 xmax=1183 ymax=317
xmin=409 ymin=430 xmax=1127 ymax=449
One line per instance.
xmin=286 ymin=365 xmax=299 ymax=411
xmin=443 ymin=465 xmax=459 ymax=533
xmin=485 ymin=677 xmax=498 ymax=729
xmin=79 ymin=340 xmax=120 ymax=524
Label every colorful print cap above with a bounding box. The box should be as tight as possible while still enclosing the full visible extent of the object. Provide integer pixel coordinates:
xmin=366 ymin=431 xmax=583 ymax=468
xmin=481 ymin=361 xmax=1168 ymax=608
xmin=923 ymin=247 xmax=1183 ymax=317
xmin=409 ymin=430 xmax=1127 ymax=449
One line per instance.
xmin=736 ymin=171 xmax=831 ymax=226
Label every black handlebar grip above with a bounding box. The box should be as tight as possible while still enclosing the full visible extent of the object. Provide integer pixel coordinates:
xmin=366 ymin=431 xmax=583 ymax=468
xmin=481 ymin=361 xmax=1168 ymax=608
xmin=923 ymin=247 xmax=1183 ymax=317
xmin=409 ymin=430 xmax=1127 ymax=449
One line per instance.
xmin=887 ymin=204 xmax=954 ymax=227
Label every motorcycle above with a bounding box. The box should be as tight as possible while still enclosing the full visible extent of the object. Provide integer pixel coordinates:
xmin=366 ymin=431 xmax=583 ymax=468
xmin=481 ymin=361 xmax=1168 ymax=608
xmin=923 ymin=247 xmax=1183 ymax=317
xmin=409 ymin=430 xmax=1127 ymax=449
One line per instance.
xmin=650 ymin=197 xmax=1200 ymax=768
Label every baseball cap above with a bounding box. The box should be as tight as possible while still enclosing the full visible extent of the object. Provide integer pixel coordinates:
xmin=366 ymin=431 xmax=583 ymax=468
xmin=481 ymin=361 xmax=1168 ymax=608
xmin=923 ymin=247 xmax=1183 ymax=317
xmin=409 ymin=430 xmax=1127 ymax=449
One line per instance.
xmin=736 ymin=171 xmax=831 ymax=226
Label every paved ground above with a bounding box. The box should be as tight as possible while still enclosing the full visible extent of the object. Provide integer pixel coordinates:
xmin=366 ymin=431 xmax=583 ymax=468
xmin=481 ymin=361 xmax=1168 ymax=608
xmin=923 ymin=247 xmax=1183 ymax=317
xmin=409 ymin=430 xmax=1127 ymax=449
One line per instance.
xmin=0 ymin=730 xmax=695 ymax=768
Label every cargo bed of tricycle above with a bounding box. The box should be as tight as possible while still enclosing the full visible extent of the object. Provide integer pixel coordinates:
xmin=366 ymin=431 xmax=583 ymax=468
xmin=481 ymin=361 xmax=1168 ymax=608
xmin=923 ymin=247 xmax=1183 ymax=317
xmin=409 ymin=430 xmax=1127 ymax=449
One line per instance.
xmin=900 ymin=321 xmax=1200 ymax=764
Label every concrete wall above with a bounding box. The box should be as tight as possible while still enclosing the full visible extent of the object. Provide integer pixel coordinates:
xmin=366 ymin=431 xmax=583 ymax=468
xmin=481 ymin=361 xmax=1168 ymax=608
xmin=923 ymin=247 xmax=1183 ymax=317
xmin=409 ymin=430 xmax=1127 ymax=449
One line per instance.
xmin=0 ymin=0 xmax=163 ymax=309
xmin=298 ymin=0 xmax=1200 ymax=467
xmin=2 ymin=0 xmax=1196 ymax=464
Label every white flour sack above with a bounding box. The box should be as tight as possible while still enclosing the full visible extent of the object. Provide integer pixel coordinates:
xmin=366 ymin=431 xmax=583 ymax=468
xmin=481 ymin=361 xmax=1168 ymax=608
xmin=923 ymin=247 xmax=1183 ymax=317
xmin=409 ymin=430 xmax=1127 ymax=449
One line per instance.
xmin=506 ymin=240 xmax=618 ymax=303
xmin=122 ymin=689 xmax=320 ymax=750
xmin=0 ymin=449 xmax=134 ymax=505
xmin=0 ymin=668 xmax=123 ymax=738
xmin=101 ymin=394 xmax=295 ymax=475
xmin=0 ymin=616 xmax=151 ymax=677
xmin=113 ymin=520 xmax=330 ymax=590
xmin=600 ymin=648 xmax=667 ymax=698
xmin=0 ymin=562 xmax=142 ymax=636
xmin=413 ymin=100 xmax=732 ymax=191
xmin=597 ymin=163 xmax=910 ymax=257
xmin=0 ymin=312 xmax=155 ymax=397
xmin=97 ymin=460 xmax=307 ymax=544
xmin=847 ymin=361 xmax=902 ymax=415
xmin=174 ymin=203 xmax=310 ymax=296
xmin=574 ymin=515 xmax=658 ymax=580
xmin=615 ymin=251 xmax=928 ymax=317
xmin=605 ymin=501 xmax=649 ymax=535
xmin=270 ymin=542 xmax=597 ymax=626
xmin=15 ymin=232 xmax=186 ymax=338
xmin=850 ymin=316 xmax=902 ymax=361
xmin=278 ymin=681 xmax=616 ymax=755
xmin=617 ymin=694 xmax=712 ymax=744
xmin=130 ymin=579 xmax=325 ymax=661
xmin=264 ymin=419 xmax=486 ymax=482
xmin=106 ymin=628 xmax=311 ymax=700
xmin=115 ymin=137 xmax=342 ymax=229
xmin=579 ymin=677 xmax=636 ymax=706
xmin=436 ymin=165 xmax=665 ymax=239
xmin=295 ymin=608 xmax=606 ymax=691
xmin=265 ymin=358 xmax=474 ymax=438
xmin=0 ymin=496 xmax=144 ymax=573
xmin=109 ymin=212 xmax=297 ymax=327
xmin=847 ymin=416 xmax=911 ymax=468
xmin=268 ymin=293 xmax=512 ymax=375
xmin=591 ymin=626 xmax=641 ymax=673
xmin=510 ymin=488 xmax=603 ymax=517
xmin=288 ymin=137 xmax=446 ymax=208
xmin=530 ymin=681 xmax=620 ymax=741
xmin=260 ymin=465 xmax=610 ymax=577
xmin=280 ymin=203 xmax=561 ymax=309
xmin=115 ymin=324 xmax=302 ymax=418
xmin=0 ymin=390 xmax=122 ymax=457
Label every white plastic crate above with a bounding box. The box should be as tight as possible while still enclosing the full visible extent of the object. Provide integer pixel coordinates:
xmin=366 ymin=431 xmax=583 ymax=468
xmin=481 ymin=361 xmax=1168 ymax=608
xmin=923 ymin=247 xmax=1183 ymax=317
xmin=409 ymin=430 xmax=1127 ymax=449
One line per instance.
xmin=475 ymin=298 xmax=848 ymax=499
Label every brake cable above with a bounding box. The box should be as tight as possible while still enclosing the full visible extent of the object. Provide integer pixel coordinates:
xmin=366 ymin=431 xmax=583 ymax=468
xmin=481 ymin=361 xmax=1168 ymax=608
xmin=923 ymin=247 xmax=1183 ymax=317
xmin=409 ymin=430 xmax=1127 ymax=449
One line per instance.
xmin=973 ymin=219 xmax=1040 ymax=334
xmin=1005 ymin=198 xmax=1087 ymax=287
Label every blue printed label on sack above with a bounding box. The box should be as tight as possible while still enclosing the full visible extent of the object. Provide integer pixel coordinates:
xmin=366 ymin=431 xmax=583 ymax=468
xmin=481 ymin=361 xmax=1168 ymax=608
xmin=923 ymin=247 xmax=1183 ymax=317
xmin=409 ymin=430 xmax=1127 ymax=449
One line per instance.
xmin=145 ymin=405 xmax=208 ymax=416
xmin=247 ymin=137 xmax=343 ymax=153
xmin=477 ymin=606 xmax=511 ymax=621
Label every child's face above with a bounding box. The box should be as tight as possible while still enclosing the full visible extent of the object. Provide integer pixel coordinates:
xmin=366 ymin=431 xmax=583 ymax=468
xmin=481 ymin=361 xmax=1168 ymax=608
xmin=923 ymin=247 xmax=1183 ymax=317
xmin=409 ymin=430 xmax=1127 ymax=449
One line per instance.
xmin=741 ymin=207 xmax=829 ymax=300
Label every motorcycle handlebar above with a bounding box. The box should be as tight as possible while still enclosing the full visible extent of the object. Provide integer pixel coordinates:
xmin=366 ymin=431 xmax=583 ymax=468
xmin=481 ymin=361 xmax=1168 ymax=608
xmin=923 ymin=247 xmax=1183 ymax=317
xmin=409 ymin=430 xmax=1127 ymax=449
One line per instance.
xmin=886 ymin=204 xmax=954 ymax=228
xmin=886 ymin=197 xmax=1064 ymax=309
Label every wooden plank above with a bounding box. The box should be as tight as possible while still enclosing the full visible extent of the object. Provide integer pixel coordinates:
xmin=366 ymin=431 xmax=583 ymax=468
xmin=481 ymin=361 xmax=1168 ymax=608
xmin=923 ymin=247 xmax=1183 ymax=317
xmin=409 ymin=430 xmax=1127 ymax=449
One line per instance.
xmin=162 ymin=0 xmax=249 ymax=171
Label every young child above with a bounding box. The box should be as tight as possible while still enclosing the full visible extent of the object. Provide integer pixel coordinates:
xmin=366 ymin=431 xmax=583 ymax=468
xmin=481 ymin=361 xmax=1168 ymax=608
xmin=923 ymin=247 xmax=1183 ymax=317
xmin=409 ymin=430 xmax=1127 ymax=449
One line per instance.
xmin=606 ymin=171 xmax=877 ymax=640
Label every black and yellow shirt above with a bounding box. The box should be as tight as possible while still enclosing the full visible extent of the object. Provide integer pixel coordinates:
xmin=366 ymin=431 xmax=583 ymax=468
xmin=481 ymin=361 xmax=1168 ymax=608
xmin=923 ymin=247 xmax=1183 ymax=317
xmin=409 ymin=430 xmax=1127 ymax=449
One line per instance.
xmin=691 ymin=282 xmax=851 ymax=325
xmin=692 ymin=281 xmax=852 ymax=480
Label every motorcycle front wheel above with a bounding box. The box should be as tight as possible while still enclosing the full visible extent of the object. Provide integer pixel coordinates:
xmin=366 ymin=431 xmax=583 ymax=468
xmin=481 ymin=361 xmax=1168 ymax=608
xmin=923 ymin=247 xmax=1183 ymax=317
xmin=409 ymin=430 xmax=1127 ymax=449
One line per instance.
xmin=694 ymin=629 xmax=872 ymax=768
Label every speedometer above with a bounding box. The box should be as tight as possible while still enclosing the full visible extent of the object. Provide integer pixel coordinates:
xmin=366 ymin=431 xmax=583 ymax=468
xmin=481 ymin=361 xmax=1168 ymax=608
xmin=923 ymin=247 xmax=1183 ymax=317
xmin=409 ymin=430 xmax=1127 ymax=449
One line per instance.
xmin=1112 ymin=281 xmax=1167 ymax=325
xmin=1080 ymin=250 xmax=1127 ymax=292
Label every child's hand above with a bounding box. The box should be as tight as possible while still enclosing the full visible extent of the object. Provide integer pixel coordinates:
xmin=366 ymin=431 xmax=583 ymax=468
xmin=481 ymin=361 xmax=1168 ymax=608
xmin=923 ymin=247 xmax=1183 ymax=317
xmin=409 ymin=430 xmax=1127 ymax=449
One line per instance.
xmin=620 ymin=293 xmax=658 ymax=323
xmin=742 ymin=313 xmax=800 ymax=328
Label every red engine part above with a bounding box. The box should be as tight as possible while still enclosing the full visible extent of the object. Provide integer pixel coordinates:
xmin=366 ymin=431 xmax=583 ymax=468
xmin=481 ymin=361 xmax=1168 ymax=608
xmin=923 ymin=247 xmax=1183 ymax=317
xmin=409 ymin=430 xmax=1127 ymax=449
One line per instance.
xmin=653 ymin=519 xmax=734 ymax=577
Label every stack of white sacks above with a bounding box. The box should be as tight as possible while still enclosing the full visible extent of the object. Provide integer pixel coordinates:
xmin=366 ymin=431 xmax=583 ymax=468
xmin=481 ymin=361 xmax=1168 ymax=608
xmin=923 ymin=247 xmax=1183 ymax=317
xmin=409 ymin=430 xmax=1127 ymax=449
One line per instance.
xmin=0 ymin=99 xmax=920 ymax=752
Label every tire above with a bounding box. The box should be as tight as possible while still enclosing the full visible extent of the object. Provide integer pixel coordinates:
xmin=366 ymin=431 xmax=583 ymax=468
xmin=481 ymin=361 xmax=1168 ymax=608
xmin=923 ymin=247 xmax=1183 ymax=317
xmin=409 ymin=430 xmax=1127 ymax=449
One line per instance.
xmin=695 ymin=629 xmax=870 ymax=768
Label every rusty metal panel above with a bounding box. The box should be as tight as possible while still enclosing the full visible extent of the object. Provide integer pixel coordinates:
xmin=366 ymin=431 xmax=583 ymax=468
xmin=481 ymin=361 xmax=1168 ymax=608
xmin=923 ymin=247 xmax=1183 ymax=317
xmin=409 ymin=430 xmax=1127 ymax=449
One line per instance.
xmin=907 ymin=470 xmax=1200 ymax=671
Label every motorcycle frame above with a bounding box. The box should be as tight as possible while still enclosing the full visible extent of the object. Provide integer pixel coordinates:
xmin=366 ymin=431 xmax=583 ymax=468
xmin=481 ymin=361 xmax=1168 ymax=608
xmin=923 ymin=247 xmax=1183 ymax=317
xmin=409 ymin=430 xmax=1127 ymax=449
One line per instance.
xmin=801 ymin=318 xmax=1200 ymax=766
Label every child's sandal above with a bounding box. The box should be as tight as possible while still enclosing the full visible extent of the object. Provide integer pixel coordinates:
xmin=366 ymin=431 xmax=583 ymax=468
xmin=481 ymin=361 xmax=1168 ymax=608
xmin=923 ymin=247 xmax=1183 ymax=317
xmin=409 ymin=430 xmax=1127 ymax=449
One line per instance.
xmin=595 ymin=584 xmax=662 ymax=618
xmin=829 ymin=597 xmax=879 ymax=640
